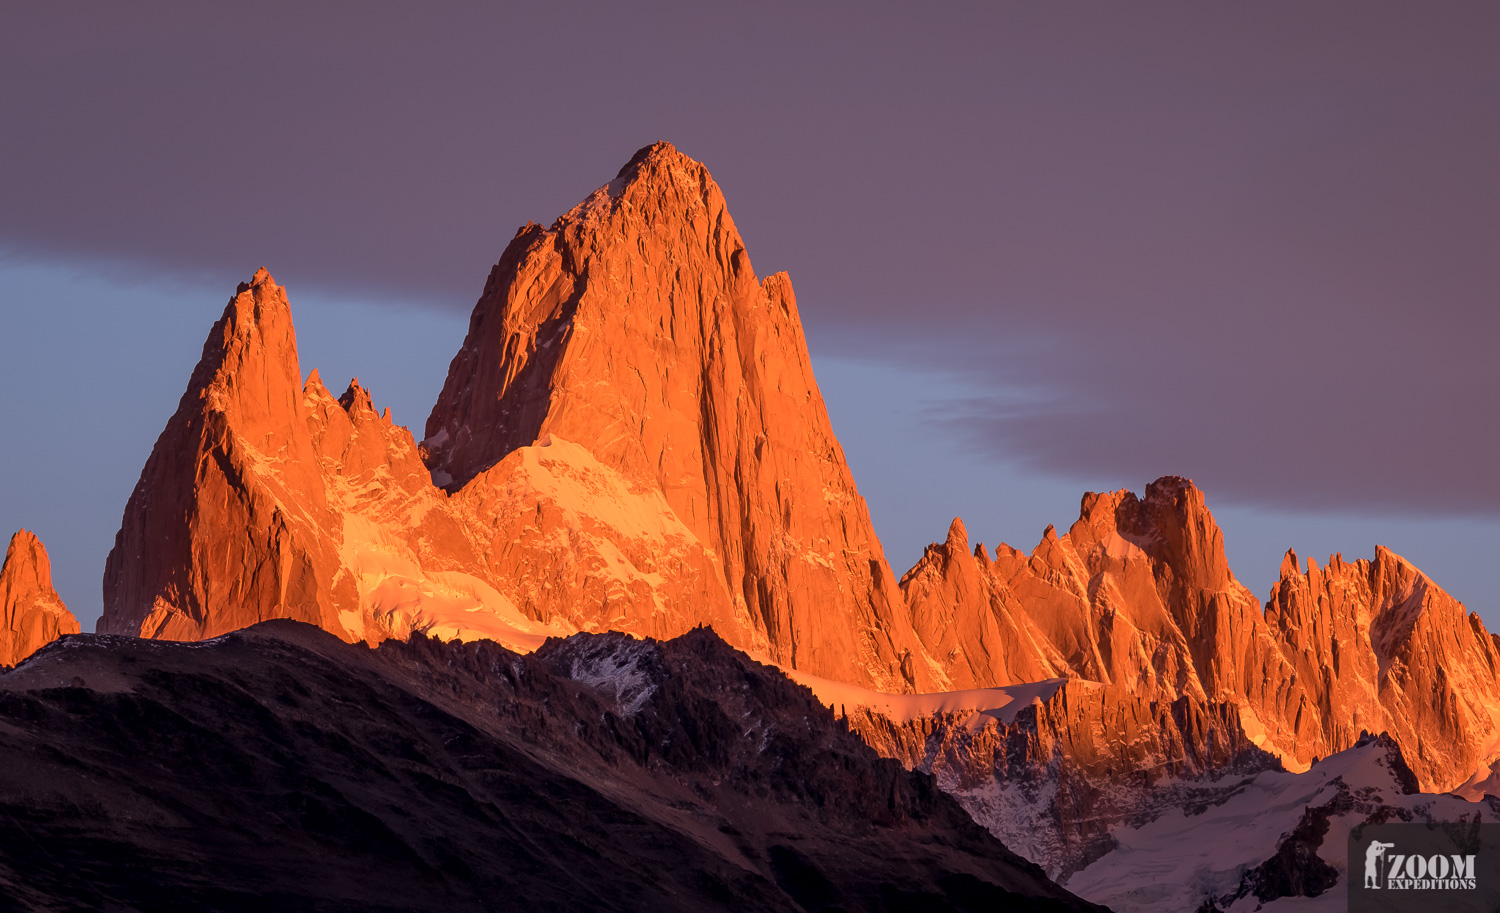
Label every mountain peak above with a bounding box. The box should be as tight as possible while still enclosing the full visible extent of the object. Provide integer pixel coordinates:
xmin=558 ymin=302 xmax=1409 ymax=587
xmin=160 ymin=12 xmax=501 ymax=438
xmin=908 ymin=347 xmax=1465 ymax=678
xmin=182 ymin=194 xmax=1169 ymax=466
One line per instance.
xmin=555 ymin=141 xmax=729 ymax=242
xmin=615 ymin=140 xmax=684 ymax=179
xmin=1 ymin=529 xmax=79 ymax=665
xmin=103 ymin=154 xmax=937 ymax=690
xmin=338 ymin=377 xmax=376 ymax=417
xmin=1134 ymin=474 xmax=1232 ymax=590
xmin=101 ymin=271 xmax=350 ymax=640
xmin=1372 ymin=543 xmax=1422 ymax=575
xmin=237 ymin=266 xmax=277 ymax=293
xmin=421 ymin=143 xmax=934 ymax=690
xmin=945 ymin=517 xmax=969 ymax=550
xmin=2 ymin=530 xmax=50 ymax=595
xmin=1143 ymin=474 xmax=1196 ymax=501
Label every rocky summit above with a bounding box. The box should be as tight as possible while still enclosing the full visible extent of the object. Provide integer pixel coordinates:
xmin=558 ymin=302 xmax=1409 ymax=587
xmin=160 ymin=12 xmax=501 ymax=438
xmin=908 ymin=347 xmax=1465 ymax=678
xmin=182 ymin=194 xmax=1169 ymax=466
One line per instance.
xmin=99 ymin=267 xmax=569 ymax=650
xmin=100 ymin=143 xmax=938 ymax=692
xmin=893 ymin=478 xmax=1500 ymax=791
xmin=423 ymin=143 xmax=933 ymax=691
xmin=0 ymin=530 xmax=79 ymax=667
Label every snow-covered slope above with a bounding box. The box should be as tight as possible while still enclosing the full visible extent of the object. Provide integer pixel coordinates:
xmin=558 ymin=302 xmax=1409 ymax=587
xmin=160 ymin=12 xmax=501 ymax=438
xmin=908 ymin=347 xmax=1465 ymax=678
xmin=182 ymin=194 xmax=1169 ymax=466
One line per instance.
xmin=1066 ymin=733 xmax=1496 ymax=912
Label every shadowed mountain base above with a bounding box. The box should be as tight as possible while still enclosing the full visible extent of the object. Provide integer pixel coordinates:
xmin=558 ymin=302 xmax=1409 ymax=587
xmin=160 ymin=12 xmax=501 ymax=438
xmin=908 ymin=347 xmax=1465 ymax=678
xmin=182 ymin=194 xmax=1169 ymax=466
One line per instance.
xmin=0 ymin=622 xmax=1099 ymax=913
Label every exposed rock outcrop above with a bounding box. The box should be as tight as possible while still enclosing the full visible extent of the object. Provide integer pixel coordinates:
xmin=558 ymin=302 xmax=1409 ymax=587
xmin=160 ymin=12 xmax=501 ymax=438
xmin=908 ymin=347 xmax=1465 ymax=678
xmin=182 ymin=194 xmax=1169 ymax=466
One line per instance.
xmin=0 ymin=530 xmax=79 ymax=666
xmin=102 ymin=270 xmax=354 ymax=640
xmin=903 ymin=518 xmax=1066 ymax=689
xmin=904 ymin=479 xmax=1302 ymax=740
xmin=847 ymin=680 xmax=1279 ymax=876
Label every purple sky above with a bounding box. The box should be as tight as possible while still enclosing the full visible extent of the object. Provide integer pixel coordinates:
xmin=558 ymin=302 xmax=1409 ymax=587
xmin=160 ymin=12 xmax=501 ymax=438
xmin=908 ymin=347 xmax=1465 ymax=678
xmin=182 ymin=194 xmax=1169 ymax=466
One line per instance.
xmin=3 ymin=3 xmax=1497 ymax=629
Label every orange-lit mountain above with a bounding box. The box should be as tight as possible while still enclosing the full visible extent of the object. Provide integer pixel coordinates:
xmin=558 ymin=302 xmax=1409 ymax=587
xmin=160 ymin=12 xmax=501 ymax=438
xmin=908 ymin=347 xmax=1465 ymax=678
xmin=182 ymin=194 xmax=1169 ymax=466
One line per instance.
xmin=101 ymin=144 xmax=936 ymax=691
xmin=846 ymin=480 xmax=1500 ymax=881
xmin=422 ymin=143 xmax=932 ymax=689
xmin=100 ymin=268 xmax=565 ymax=648
xmin=895 ymin=478 xmax=1500 ymax=794
xmin=0 ymin=530 xmax=79 ymax=666
xmin=1264 ymin=544 xmax=1500 ymax=792
xmin=97 ymin=142 xmax=1500 ymax=873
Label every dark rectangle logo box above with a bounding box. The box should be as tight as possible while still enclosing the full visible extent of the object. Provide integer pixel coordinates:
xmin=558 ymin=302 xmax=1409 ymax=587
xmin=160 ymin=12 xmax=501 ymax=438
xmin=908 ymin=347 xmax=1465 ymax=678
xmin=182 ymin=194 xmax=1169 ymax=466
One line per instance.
xmin=1350 ymin=822 xmax=1500 ymax=912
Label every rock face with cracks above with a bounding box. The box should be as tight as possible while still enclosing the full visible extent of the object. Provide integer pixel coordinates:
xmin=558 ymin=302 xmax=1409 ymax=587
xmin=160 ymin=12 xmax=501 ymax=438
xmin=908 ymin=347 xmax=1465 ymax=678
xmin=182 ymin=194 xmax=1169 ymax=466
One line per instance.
xmin=1263 ymin=545 xmax=1500 ymax=793
xmin=99 ymin=269 xmax=540 ymax=648
xmin=424 ymin=142 xmax=933 ymax=691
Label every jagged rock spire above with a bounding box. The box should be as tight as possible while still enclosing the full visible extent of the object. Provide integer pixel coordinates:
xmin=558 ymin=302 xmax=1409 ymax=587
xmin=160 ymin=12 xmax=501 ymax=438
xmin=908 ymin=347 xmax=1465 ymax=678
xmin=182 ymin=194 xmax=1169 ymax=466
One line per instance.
xmin=1 ymin=529 xmax=79 ymax=665
xmin=424 ymin=142 xmax=938 ymax=690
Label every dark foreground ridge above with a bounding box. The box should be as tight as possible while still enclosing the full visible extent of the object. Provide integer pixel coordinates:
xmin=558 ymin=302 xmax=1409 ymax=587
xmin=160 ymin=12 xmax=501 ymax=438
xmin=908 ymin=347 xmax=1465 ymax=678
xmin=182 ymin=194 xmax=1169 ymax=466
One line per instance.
xmin=0 ymin=622 xmax=1102 ymax=913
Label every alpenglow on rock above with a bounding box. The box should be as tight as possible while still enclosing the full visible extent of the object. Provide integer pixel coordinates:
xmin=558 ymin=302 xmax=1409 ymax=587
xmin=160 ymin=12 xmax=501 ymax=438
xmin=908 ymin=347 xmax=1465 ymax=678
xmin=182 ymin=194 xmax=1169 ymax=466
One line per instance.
xmin=101 ymin=144 xmax=943 ymax=692
xmin=891 ymin=477 xmax=1500 ymax=798
xmin=1 ymin=530 xmax=79 ymax=665
xmin=423 ymin=142 xmax=936 ymax=690
xmin=100 ymin=268 xmax=568 ymax=648
xmin=804 ymin=479 xmax=1500 ymax=877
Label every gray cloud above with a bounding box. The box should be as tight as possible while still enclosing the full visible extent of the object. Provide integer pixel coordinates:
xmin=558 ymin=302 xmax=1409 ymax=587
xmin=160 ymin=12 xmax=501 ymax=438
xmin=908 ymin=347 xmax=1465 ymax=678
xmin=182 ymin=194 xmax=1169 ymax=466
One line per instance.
xmin=4 ymin=2 xmax=1497 ymax=515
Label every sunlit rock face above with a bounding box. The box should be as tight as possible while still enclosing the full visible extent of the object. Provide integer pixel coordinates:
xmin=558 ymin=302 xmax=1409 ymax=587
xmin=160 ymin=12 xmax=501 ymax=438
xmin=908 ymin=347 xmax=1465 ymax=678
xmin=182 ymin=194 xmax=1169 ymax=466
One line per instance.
xmin=893 ymin=478 xmax=1500 ymax=806
xmin=1263 ymin=544 xmax=1500 ymax=793
xmin=0 ymin=530 xmax=79 ymax=665
xmin=99 ymin=269 xmax=567 ymax=650
xmin=100 ymin=144 xmax=940 ymax=691
xmin=422 ymin=142 xmax=934 ymax=690
xmin=102 ymin=270 xmax=353 ymax=641
xmin=832 ymin=485 xmax=1500 ymax=877
xmin=903 ymin=479 xmax=1304 ymax=734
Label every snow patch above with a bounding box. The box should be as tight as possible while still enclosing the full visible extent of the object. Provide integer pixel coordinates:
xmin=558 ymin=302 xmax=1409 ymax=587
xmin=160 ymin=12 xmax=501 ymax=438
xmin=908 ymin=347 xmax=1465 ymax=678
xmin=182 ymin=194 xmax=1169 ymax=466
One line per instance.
xmin=562 ymin=637 xmax=658 ymax=715
xmin=330 ymin=476 xmax=575 ymax=653
xmin=789 ymin=669 xmax=1070 ymax=726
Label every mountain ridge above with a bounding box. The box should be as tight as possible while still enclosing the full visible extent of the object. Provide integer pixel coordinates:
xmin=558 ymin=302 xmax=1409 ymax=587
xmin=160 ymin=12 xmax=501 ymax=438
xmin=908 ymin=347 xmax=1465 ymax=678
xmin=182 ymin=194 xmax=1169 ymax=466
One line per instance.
xmin=896 ymin=476 xmax=1500 ymax=794
xmin=0 ymin=619 xmax=1101 ymax=912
